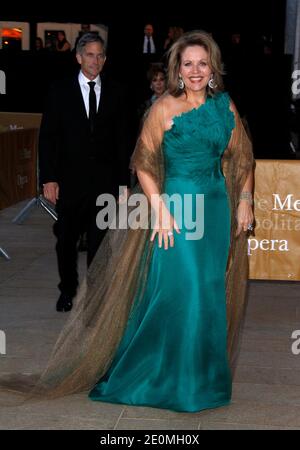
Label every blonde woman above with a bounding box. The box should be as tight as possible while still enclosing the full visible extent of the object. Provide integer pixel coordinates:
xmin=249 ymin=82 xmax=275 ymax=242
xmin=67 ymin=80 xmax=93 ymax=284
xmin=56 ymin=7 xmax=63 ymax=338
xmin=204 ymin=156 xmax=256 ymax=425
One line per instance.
xmin=88 ymin=30 xmax=254 ymax=412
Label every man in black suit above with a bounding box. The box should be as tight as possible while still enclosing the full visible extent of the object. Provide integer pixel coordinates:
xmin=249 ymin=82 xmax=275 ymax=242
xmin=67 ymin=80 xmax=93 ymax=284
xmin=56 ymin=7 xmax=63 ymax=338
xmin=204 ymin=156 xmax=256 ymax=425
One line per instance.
xmin=39 ymin=33 xmax=133 ymax=312
xmin=142 ymin=24 xmax=157 ymax=57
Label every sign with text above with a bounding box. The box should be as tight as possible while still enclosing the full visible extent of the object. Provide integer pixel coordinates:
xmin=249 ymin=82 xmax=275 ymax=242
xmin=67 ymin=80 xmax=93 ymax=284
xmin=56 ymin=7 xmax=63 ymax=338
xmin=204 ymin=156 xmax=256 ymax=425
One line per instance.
xmin=249 ymin=160 xmax=300 ymax=280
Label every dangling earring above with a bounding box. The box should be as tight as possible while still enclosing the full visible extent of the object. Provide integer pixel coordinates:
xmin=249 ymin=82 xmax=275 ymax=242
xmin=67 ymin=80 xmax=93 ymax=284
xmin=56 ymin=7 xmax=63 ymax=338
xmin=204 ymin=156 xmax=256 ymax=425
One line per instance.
xmin=208 ymin=75 xmax=216 ymax=89
xmin=178 ymin=74 xmax=185 ymax=90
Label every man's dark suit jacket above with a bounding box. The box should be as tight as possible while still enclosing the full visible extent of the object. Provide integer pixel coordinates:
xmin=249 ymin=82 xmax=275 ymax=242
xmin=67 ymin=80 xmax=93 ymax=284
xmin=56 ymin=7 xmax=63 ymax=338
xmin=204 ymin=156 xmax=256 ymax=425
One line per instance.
xmin=39 ymin=74 xmax=134 ymax=206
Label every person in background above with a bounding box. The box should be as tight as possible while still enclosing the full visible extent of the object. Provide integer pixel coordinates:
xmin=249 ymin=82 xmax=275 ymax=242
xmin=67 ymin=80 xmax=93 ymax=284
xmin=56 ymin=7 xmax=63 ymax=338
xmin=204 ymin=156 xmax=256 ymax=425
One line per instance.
xmin=163 ymin=26 xmax=184 ymax=53
xmin=56 ymin=31 xmax=71 ymax=52
xmin=138 ymin=63 xmax=167 ymax=121
xmin=142 ymin=23 xmax=157 ymax=56
xmin=44 ymin=36 xmax=56 ymax=52
xmin=35 ymin=37 xmax=44 ymax=51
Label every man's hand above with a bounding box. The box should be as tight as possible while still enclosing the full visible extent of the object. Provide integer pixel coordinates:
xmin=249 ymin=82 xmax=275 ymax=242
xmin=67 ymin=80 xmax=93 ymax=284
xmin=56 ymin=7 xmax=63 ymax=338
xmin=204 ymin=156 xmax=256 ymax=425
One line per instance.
xmin=43 ymin=182 xmax=59 ymax=205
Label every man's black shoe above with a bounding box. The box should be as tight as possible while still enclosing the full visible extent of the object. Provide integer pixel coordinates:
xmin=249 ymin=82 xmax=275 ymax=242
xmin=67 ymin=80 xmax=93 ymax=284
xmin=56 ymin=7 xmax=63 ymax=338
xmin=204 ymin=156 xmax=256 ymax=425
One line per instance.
xmin=56 ymin=294 xmax=73 ymax=312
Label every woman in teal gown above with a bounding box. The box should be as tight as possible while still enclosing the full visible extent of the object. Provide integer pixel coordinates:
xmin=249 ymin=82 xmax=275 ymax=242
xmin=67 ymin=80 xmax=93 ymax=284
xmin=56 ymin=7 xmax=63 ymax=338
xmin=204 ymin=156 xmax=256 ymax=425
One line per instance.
xmin=89 ymin=31 xmax=254 ymax=412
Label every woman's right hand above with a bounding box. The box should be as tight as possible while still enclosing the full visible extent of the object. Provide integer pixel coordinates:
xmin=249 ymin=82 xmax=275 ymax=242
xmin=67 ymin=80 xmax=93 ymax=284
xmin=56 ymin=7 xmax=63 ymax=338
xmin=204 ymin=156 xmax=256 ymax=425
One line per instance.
xmin=150 ymin=203 xmax=180 ymax=249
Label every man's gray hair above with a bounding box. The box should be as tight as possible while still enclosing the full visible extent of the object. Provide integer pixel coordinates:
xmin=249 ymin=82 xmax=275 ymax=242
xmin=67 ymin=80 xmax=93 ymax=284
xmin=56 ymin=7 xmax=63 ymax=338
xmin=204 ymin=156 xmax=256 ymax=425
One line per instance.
xmin=76 ymin=32 xmax=106 ymax=55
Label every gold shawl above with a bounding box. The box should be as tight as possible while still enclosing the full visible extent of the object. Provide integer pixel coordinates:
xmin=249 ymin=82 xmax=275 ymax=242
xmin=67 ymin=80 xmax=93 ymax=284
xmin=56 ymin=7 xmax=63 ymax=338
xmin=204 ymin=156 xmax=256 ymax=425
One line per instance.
xmin=0 ymin=94 xmax=254 ymax=403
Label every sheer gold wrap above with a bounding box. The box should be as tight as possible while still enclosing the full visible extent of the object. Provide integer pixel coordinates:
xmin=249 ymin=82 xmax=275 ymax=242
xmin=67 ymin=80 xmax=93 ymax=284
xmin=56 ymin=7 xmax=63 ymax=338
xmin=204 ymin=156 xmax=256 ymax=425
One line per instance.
xmin=0 ymin=95 xmax=254 ymax=404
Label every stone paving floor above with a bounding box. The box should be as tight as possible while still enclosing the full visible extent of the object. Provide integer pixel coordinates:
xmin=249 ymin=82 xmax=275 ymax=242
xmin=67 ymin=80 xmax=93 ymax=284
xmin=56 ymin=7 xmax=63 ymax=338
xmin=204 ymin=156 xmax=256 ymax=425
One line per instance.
xmin=1 ymin=200 xmax=300 ymax=430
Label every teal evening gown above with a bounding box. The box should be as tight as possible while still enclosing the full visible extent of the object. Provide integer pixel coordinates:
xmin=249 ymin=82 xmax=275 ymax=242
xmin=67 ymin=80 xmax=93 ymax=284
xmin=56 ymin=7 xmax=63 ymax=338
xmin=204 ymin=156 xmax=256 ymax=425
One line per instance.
xmin=89 ymin=92 xmax=236 ymax=412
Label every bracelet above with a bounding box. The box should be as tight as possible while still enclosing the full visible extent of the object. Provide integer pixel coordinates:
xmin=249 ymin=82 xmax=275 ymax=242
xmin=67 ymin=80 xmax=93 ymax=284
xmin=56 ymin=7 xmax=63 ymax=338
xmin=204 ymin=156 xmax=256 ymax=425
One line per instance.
xmin=239 ymin=191 xmax=253 ymax=205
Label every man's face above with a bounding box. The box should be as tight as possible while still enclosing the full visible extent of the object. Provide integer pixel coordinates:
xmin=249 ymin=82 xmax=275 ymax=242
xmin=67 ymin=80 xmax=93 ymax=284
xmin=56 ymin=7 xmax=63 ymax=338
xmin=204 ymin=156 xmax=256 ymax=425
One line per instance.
xmin=144 ymin=25 xmax=154 ymax=37
xmin=76 ymin=42 xmax=106 ymax=80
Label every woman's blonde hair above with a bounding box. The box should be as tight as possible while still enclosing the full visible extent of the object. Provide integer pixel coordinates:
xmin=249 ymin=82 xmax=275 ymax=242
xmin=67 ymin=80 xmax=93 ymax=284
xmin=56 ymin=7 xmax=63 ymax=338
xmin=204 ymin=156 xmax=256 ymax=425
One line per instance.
xmin=167 ymin=30 xmax=225 ymax=97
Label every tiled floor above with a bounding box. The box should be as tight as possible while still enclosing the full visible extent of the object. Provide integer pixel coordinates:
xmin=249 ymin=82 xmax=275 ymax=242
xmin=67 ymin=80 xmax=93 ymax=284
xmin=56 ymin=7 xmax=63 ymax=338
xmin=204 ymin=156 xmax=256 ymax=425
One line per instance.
xmin=1 ymin=200 xmax=300 ymax=430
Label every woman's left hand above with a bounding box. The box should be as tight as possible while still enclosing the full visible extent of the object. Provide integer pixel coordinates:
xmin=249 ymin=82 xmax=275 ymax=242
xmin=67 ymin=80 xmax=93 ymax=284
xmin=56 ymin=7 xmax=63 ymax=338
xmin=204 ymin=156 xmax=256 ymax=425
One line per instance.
xmin=236 ymin=200 xmax=254 ymax=236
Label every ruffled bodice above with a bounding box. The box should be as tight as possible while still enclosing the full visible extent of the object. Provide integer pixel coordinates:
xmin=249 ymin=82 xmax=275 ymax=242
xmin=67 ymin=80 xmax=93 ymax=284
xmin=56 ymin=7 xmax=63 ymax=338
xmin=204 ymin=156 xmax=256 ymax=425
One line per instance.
xmin=163 ymin=92 xmax=235 ymax=185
